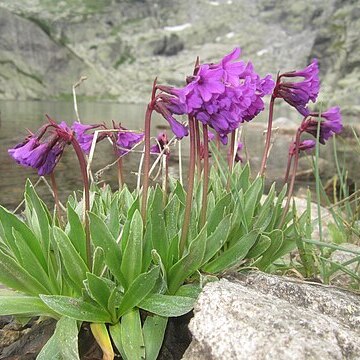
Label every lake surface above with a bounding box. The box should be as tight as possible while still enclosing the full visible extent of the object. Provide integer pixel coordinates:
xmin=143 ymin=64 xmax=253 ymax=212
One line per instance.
xmin=0 ymin=100 xmax=358 ymax=210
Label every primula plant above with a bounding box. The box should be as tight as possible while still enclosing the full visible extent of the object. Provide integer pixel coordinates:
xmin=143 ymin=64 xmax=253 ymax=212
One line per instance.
xmin=0 ymin=48 xmax=344 ymax=359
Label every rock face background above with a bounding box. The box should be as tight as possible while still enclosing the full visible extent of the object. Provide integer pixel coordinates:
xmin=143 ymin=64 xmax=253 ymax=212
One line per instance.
xmin=0 ymin=0 xmax=359 ymax=112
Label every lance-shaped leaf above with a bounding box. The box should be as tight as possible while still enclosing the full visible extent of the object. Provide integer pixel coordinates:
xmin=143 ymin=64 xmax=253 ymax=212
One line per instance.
xmin=89 ymin=212 xmax=125 ymax=285
xmin=0 ymin=205 xmax=46 ymax=270
xmin=0 ymin=295 xmax=57 ymax=317
xmin=121 ymin=210 xmax=143 ymax=288
xmin=168 ymin=227 xmax=207 ymax=294
xmin=40 ymin=295 xmax=111 ymax=322
xmin=139 ymin=294 xmax=195 ymax=317
xmin=37 ymin=316 xmax=80 ymax=360
xmin=0 ymin=249 xmax=50 ymax=295
xmin=52 ymin=227 xmax=88 ymax=292
xmin=202 ymin=229 xmax=259 ymax=274
xmin=117 ymin=266 xmax=160 ymax=317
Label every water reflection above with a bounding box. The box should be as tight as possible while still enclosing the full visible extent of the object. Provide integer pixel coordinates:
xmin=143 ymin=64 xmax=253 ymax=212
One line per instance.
xmin=0 ymin=100 xmax=358 ymax=210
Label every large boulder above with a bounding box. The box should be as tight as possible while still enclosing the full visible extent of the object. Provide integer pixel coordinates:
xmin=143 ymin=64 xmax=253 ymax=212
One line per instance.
xmin=183 ymin=272 xmax=360 ymax=360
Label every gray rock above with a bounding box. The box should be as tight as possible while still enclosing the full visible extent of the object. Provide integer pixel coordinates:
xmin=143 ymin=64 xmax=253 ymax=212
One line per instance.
xmin=183 ymin=272 xmax=360 ymax=360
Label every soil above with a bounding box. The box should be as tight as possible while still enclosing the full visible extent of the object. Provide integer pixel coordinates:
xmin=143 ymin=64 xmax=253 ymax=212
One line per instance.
xmin=0 ymin=312 xmax=193 ymax=359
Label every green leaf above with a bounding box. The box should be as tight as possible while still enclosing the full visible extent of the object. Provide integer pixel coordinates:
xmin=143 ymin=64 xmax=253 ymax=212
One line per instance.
xmin=118 ymin=266 xmax=160 ymax=317
xmin=202 ymin=229 xmax=259 ymax=273
xmin=0 ymin=205 xmax=46 ymax=270
xmin=25 ymin=180 xmax=51 ymax=255
xmin=143 ymin=315 xmax=168 ymax=360
xmin=37 ymin=317 xmax=80 ymax=360
xmin=40 ymin=295 xmax=111 ymax=322
xmin=243 ymin=176 xmax=264 ymax=225
xmin=168 ymin=227 xmax=207 ymax=294
xmin=247 ymin=235 xmax=272 ymax=259
xmin=89 ymin=212 xmax=124 ymax=285
xmin=207 ymin=194 xmax=231 ymax=235
xmin=107 ymin=197 xmax=121 ymax=239
xmin=139 ymin=294 xmax=195 ymax=317
xmin=85 ymin=273 xmax=115 ymax=312
xmin=121 ymin=210 xmax=143 ymax=287
xmin=202 ymin=215 xmax=231 ymax=265
xmin=253 ymin=229 xmax=284 ymax=271
xmin=175 ymin=284 xmax=202 ymax=299
xmin=12 ymin=229 xmax=56 ymax=294
xmin=164 ymin=195 xmax=182 ymax=240
xmin=120 ymin=309 xmax=145 ymax=360
xmin=52 ymin=227 xmax=88 ymax=292
xmin=0 ymin=295 xmax=56 ymax=317
xmin=0 ymin=249 xmax=50 ymax=295
xmin=66 ymin=205 xmax=86 ymax=263
xmin=149 ymin=188 xmax=169 ymax=267
xmin=92 ymin=247 xmax=105 ymax=277
xmin=109 ymin=323 xmax=127 ymax=360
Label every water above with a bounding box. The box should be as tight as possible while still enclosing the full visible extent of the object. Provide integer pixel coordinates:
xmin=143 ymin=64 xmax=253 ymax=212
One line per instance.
xmin=0 ymin=100 xmax=358 ymax=210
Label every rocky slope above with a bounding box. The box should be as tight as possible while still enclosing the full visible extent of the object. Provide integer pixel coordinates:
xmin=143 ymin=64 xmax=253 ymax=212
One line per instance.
xmin=0 ymin=0 xmax=359 ymax=112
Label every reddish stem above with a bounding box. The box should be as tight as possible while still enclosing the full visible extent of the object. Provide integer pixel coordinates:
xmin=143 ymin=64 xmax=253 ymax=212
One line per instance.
xmin=70 ymin=137 xmax=91 ymax=268
xmin=284 ymin=152 xmax=293 ymax=185
xmin=141 ymin=104 xmax=153 ymax=223
xmin=194 ymin=120 xmax=201 ymax=175
xmin=226 ymin=130 xmax=236 ymax=191
xmin=280 ymin=129 xmax=302 ymax=227
xmin=259 ymin=94 xmax=276 ymax=176
xmin=180 ymin=115 xmax=196 ymax=255
xmin=200 ymin=124 xmax=209 ymax=227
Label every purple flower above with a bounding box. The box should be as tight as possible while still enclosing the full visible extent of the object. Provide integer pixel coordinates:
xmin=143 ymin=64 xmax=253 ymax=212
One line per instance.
xmin=275 ymin=59 xmax=320 ymax=116
xmin=156 ymin=48 xmax=274 ymax=141
xmin=301 ymin=106 xmax=343 ymax=144
xmin=8 ymin=137 xmax=39 ymax=164
xmin=289 ymin=140 xmax=316 ymax=155
xmin=8 ymin=120 xmax=71 ymax=175
xmin=72 ymin=122 xmax=101 ymax=154
xmin=151 ymin=132 xmax=169 ymax=154
xmin=116 ymin=128 xmax=144 ymax=156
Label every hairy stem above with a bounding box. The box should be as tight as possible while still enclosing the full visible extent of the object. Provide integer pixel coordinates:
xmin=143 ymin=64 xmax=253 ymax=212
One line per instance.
xmin=141 ymin=104 xmax=153 ymax=223
xmin=200 ymin=124 xmax=209 ymax=227
xmin=194 ymin=120 xmax=201 ymax=176
xmin=259 ymin=94 xmax=276 ymax=176
xmin=180 ymin=116 xmax=196 ymax=255
xmin=280 ymin=129 xmax=301 ymax=226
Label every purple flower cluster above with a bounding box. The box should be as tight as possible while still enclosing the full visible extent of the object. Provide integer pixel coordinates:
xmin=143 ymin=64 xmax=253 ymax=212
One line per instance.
xmin=289 ymin=139 xmax=316 ymax=156
xmin=274 ymin=59 xmax=320 ymax=116
xmin=8 ymin=119 xmax=72 ymax=175
xmin=157 ymin=48 xmax=274 ymax=143
xmin=301 ymin=106 xmax=343 ymax=144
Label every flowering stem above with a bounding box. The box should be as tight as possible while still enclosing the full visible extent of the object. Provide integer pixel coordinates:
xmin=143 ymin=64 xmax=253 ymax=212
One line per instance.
xmin=141 ymin=104 xmax=153 ymax=223
xmin=194 ymin=120 xmax=202 ymax=175
xmin=280 ymin=129 xmax=301 ymax=227
xmin=180 ymin=115 xmax=196 ymax=255
xmin=70 ymin=137 xmax=91 ymax=268
xmin=259 ymin=79 xmax=280 ymax=176
xmin=200 ymin=124 xmax=209 ymax=227
xmin=284 ymin=153 xmax=293 ymax=185
xmin=50 ymin=171 xmax=62 ymax=225
xmin=226 ymin=130 xmax=236 ymax=191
